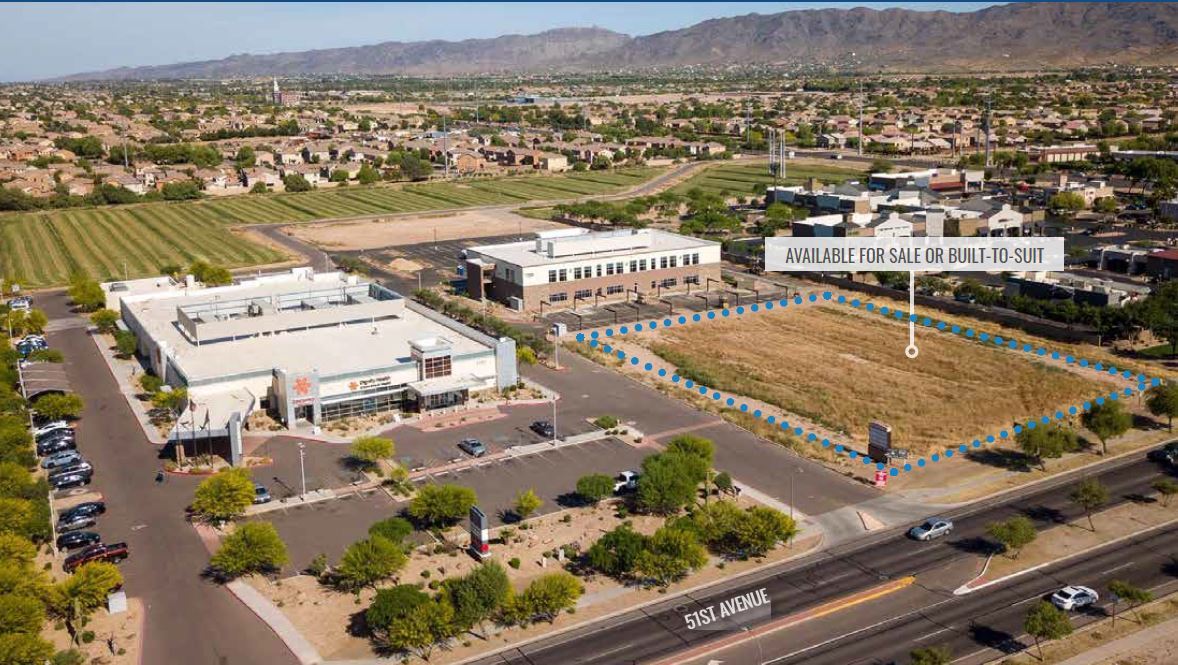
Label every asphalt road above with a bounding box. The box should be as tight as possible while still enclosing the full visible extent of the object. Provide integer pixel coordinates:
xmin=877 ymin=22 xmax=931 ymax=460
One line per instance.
xmin=43 ymin=291 xmax=299 ymax=665
xmin=468 ymin=450 xmax=1177 ymax=665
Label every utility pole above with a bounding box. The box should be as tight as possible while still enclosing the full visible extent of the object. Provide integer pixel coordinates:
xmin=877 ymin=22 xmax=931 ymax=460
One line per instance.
xmin=983 ymin=95 xmax=993 ymax=168
xmin=443 ymin=114 xmax=450 ymax=180
xmin=858 ymin=79 xmax=864 ymax=157
xmin=297 ymin=441 xmax=306 ymax=497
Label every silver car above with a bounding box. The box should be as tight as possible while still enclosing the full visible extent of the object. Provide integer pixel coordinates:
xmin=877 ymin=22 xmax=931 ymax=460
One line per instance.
xmin=908 ymin=517 xmax=954 ymax=541
xmin=41 ymin=450 xmax=83 ymax=470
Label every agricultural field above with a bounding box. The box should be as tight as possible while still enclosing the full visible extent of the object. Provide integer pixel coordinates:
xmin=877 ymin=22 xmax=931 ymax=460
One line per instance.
xmin=0 ymin=168 xmax=659 ymax=289
xmin=670 ymin=160 xmax=866 ymax=197
xmin=635 ymin=301 xmax=1120 ymax=454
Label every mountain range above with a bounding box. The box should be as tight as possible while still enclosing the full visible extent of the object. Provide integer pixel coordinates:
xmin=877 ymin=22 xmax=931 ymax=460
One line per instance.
xmin=57 ymin=3 xmax=1178 ymax=81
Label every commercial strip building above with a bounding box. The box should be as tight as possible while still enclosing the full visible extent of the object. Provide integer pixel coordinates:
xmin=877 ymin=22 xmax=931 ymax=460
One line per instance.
xmin=463 ymin=228 xmax=721 ymax=311
xmin=103 ymin=268 xmax=517 ymax=463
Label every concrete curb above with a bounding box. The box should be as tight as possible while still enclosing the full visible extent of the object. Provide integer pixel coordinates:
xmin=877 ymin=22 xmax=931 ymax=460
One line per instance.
xmin=88 ymin=328 xmax=166 ymax=446
xmin=227 ymin=580 xmax=324 ymax=665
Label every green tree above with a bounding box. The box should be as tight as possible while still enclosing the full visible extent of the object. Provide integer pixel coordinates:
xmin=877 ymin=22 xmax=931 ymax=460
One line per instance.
xmin=1093 ymin=196 xmax=1118 ymax=214
xmin=575 ymin=474 xmax=614 ymax=504
xmin=910 ymin=645 xmax=952 ymax=665
xmin=114 ymin=330 xmax=137 ymax=358
xmin=349 ymin=436 xmax=394 ymax=471
xmin=408 ymin=484 xmax=477 ymax=528
xmin=985 ymin=516 xmax=1037 ymax=559
xmin=150 ymin=386 xmax=188 ymax=417
xmin=32 ymin=393 xmax=83 ymax=421
xmin=1016 ymin=424 xmax=1079 ymax=470
xmin=1081 ymin=401 xmax=1132 ymax=455
xmin=386 ymin=597 xmax=455 ymax=661
xmin=366 ymin=584 xmax=429 ymax=644
xmin=22 ymin=310 xmax=46 ymax=334
xmin=368 ymin=516 xmax=413 ymax=545
xmin=1153 ymin=477 xmax=1178 ymax=507
xmin=191 ymin=468 xmax=256 ymax=523
xmin=67 ymin=277 xmax=104 ymax=312
xmin=666 ymin=434 xmax=715 ymax=466
xmin=357 ymin=163 xmax=380 ymax=185
xmin=513 ymin=571 xmax=583 ymax=624
xmin=1069 ymin=477 xmax=1109 ymax=531
xmin=0 ymin=534 xmax=36 ymax=569
xmin=89 ymin=309 xmax=119 ymax=334
xmin=0 ymin=462 xmax=33 ymax=498
xmin=444 ymin=560 xmax=511 ymax=638
xmin=637 ymin=451 xmax=707 ymax=515
xmin=208 ymin=521 xmax=288 ymax=580
xmin=1141 ymin=282 xmax=1178 ymax=357
xmin=1024 ymin=600 xmax=1072 ymax=660
xmin=188 ymin=260 xmax=232 ymax=286
xmin=686 ymin=501 xmax=797 ymax=558
xmin=870 ymin=157 xmax=894 ymax=173
xmin=249 ymin=182 xmax=269 ymax=194
xmin=587 ymin=523 xmax=649 ymax=579
xmin=516 ymin=346 xmax=537 ymax=365
xmin=1145 ymin=383 xmax=1178 ymax=431
xmin=329 ymin=169 xmax=350 ymax=183
xmin=634 ymin=526 xmax=707 ymax=587
xmin=335 ymin=535 xmax=407 ymax=590
xmin=0 ymin=592 xmax=45 ymax=634
xmin=1048 ymin=191 xmax=1086 ymax=218
xmin=283 ymin=174 xmax=313 ymax=192
xmin=234 ymin=146 xmax=256 ymax=169
xmin=47 ymin=562 xmax=123 ymax=642
xmin=713 ymin=471 xmax=734 ymax=497
xmin=1108 ymin=579 xmax=1153 ymax=625
xmin=513 ymin=488 xmax=542 ymax=520
xmin=0 ymin=632 xmax=54 ymax=665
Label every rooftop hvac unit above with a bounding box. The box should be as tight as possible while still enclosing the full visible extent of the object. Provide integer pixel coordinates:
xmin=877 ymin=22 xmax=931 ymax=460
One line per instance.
xmin=507 ymin=297 xmax=524 ymax=312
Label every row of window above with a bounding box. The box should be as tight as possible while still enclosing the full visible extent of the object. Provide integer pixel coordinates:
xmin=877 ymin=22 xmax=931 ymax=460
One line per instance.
xmin=546 ymin=275 xmax=700 ymax=303
xmin=547 ymin=253 xmax=702 ymax=283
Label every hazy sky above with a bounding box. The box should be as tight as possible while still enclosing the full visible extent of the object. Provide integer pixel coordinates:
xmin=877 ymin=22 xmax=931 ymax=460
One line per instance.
xmin=0 ymin=2 xmax=998 ymax=82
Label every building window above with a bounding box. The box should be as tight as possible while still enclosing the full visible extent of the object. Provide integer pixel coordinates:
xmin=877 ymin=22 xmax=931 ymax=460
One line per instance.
xmin=548 ymin=270 xmax=557 ymax=283
xmin=630 ymin=260 xmax=638 ymax=273
xmin=640 ymin=259 xmax=648 ymax=271
xmin=686 ymin=275 xmax=700 ymax=285
xmin=606 ymin=263 xmax=615 ymax=275
xmin=606 ymin=284 xmax=624 ymax=295
xmin=506 ymin=268 xmax=517 ymax=282
xmin=616 ymin=262 xmax=624 ymax=274
xmin=661 ymin=278 xmax=678 ymax=288
xmin=550 ymin=292 xmax=568 ymax=302
xmin=692 ymin=252 xmax=700 ymax=265
xmin=575 ymin=289 xmax=592 ymax=300
xmin=669 ymin=256 xmax=678 ymax=268
xmin=573 ymin=267 xmax=582 ymax=280
xmin=423 ymin=355 xmax=452 ymax=379
xmin=596 ymin=265 xmax=602 ymax=277
xmin=660 ymin=256 xmax=668 ymax=269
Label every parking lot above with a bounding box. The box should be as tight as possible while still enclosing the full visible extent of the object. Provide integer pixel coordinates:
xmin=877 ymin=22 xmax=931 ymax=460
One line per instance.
xmin=336 ymin=233 xmax=524 ymax=295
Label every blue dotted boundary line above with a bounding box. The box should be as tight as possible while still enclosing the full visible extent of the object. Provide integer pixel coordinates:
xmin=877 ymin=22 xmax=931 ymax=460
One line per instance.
xmin=573 ymin=290 xmax=1165 ymax=477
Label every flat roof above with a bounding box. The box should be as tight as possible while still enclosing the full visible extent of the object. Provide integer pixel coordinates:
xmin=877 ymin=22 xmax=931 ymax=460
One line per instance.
xmin=469 ymin=229 xmax=717 ymax=268
xmin=124 ymin=273 xmax=493 ymax=385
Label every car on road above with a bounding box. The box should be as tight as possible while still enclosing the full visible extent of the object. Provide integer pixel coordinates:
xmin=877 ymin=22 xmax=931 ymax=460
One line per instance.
xmin=530 ymin=420 xmax=555 ymax=438
xmin=57 ymin=512 xmax=97 ymax=532
xmin=253 ymin=484 xmax=272 ymax=504
xmin=50 ymin=468 xmax=93 ymax=491
xmin=41 ymin=450 xmax=83 ymax=470
xmin=614 ymin=471 xmax=640 ymax=493
xmin=33 ymin=421 xmax=70 ymax=438
xmin=908 ymin=517 xmax=954 ymax=541
xmin=64 ymin=542 xmax=129 ymax=573
xmin=458 ymin=438 xmax=487 ymax=457
xmin=56 ymin=530 xmax=101 ymax=551
xmin=37 ymin=436 xmax=77 ymax=457
xmin=1051 ymin=585 xmax=1099 ymax=611
xmin=1148 ymin=442 xmax=1178 ymax=468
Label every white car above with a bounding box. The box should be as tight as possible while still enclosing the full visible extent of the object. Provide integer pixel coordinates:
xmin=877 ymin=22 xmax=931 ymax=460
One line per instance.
xmin=41 ymin=450 xmax=83 ymax=470
xmin=33 ymin=421 xmax=70 ymax=438
xmin=613 ymin=471 xmax=639 ymax=494
xmin=1051 ymin=585 xmax=1098 ymax=611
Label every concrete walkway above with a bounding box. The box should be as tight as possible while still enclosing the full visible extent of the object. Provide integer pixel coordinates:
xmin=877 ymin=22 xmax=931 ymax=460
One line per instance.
xmin=1056 ymin=615 xmax=1178 ymax=665
xmin=228 ymin=581 xmax=323 ymax=665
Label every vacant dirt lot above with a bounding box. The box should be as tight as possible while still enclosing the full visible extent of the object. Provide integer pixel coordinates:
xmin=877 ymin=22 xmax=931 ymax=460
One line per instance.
xmin=636 ymin=303 xmax=1120 ymax=453
xmin=286 ymin=208 xmax=569 ymax=250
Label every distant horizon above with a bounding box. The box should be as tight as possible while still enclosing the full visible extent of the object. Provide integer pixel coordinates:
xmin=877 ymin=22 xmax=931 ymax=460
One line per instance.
xmin=0 ymin=2 xmax=1000 ymax=82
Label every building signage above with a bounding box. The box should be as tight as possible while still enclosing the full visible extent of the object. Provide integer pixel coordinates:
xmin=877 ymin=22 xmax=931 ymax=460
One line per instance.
xmin=290 ymin=372 xmax=319 ymax=406
xmin=868 ymin=421 xmax=892 ymax=464
xmin=469 ymin=506 xmax=490 ymax=557
xmin=348 ymin=375 xmax=393 ymax=392
xmin=874 ymin=469 xmax=889 ymax=488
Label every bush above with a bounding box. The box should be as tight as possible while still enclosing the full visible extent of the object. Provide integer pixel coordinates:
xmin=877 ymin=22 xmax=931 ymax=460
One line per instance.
xmin=513 ymin=489 xmax=543 ymax=520
xmin=32 ymin=393 xmax=83 ymax=421
xmin=306 ymin=554 xmax=328 ymax=578
xmin=368 ymin=516 xmax=413 ymax=545
xmin=408 ymin=484 xmax=477 ymax=528
xmin=349 ymin=436 xmax=395 ymax=470
xmin=575 ymin=474 xmax=614 ymax=504
xmin=208 ymin=522 xmax=288 ymax=580
xmin=138 ymin=373 xmax=163 ymax=395
xmin=593 ymin=415 xmax=619 ymax=430
xmin=89 ymin=309 xmax=119 ymax=333
xmin=191 ymin=468 xmax=255 ymax=522
xmin=508 ymin=557 xmax=521 ymax=570
xmin=335 ymin=535 xmax=407 ymax=590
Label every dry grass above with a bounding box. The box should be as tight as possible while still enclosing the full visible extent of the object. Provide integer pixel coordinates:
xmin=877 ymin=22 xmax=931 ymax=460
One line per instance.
xmin=639 ymin=304 xmax=1120 ymax=454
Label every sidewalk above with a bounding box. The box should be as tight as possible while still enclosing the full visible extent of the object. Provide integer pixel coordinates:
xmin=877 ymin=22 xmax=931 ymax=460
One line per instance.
xmin=89 ymin=329 xmax=166 ymax=445
xmin=1056 ymin=615 xmax=1178 ymax=665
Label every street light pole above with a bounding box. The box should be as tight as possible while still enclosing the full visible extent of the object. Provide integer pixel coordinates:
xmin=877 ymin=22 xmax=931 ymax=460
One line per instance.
xmin=298 ymin=441 xmax=307 ymax=498
xmin=551 ymin=397 xmax=557 ymax=445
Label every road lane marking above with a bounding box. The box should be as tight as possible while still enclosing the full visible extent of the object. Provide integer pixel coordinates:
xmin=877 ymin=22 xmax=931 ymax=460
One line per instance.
xmin=1100 ymin=561 xmax=1134 ymax=575
xmin=914 ymin=628 xmax=948 ymax=642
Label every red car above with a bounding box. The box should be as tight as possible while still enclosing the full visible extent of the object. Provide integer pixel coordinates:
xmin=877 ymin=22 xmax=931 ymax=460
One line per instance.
xmin=63 ymin=542 xmax=128 ymax=573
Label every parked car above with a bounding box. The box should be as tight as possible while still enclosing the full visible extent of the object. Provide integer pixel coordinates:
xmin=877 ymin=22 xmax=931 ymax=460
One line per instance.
xmin=1051 ymin=585 xmax=1099 ymax=611
xmin=458 ymin=439 xmax=487 ymax=457
xmin=50 ymin=468 xmax=93 ymax=491
xmin=6 ymin=297 xmax=31 ymax=311
xmin=60 ymin=502 xmax=106 ymax=521
xmin=253 ymin=484 xmax=272 ymax=505
xmin=49 ymin=460 xmax=93 ymax=479
xmin=530 ymin=420 xmax=555 ymax=438
xmin=41 ymin=450 xmax=83 ymax=470
xmin=37 ymin=437 xmax=77 ymax=457
xmin=908 ymin=517 xmax=954 ymax=541
xmin=1148 ymin=442 xmax=1178 ymax=468
xmin=56 ymin=530 xmax=101 ymax=551
xmin=56 ymin=512 xmax=97 ymax=532
xmin=613 ymin=471 xmax=640 ymax=494
xmin=64 ymin=542 xmax=129 ymax=573
xmin=33 ymin=421 xmax=70 ymax=438
xmin=35 ymin=426 xmax=75 ymax=443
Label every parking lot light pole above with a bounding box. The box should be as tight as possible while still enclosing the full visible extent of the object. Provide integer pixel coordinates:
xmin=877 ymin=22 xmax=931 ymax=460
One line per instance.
xmin=551 ymin=397 xmax=558 ymax=445
xmin=298 ymin=441 xmax=307 ymax=498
